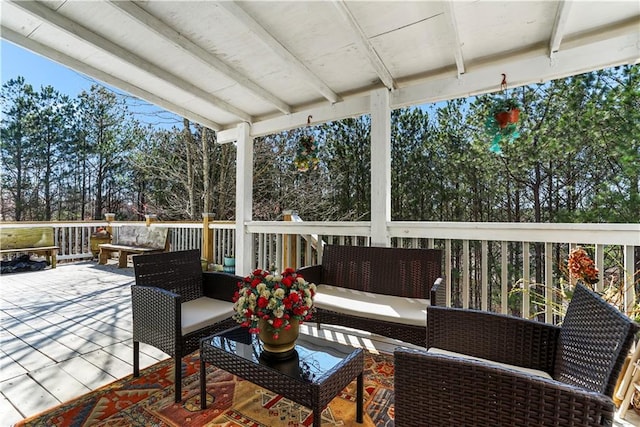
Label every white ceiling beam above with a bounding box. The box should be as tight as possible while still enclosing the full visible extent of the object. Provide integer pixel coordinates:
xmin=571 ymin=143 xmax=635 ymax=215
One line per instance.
xmin=549 ymin=0 xmax=573 ymax=58
xmin=1 ymin=27 xmax=223 ymax=130
xmin=217 ymin=0 xmax=341 ymax=104
xmin=217 ymin=93 xmax=371 ymax=141
xmin=393 ymin=29 xmax=640 ymax=109
xmin=9 ymin=0 xmax=253 ymax=123
xmin=107 ymin=0 xmax=292 ymax=115
xmin=442 ymin=1 xmax=465 ymax=76
xmin=331 ymin=0 xmax=396 ymax=90
xmin=218 ymin=23 xmax=639 ymax=139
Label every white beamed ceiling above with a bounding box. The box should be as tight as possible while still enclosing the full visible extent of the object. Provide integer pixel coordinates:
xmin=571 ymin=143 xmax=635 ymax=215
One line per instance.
xmin=2 ymin=0 xmax=638 ymax=139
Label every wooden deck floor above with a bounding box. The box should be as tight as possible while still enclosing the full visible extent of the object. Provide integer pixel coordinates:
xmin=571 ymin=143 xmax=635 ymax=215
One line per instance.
xmin=1 ymin=260 xmax=639 ymax=426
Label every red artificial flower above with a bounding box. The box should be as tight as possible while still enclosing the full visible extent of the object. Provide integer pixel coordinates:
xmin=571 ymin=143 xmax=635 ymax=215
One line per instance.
xmin=283 ymin=297 xmax=293 ymax=310
xmin=281 ymin=276 xmax=293 ymax=287
xmin=272 ymin=318 xmax=284 ymax=329
xmin=257 ymin=297 xmax=268 ymax=308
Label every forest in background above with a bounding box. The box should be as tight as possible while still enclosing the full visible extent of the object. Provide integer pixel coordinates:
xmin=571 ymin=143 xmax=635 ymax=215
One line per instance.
xmin=1 ymin=66 xmax=638 ymax=225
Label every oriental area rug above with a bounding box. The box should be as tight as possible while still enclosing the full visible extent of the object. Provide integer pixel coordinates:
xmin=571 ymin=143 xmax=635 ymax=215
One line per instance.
xmin=15 ymin=350 xmax=395 ymax=427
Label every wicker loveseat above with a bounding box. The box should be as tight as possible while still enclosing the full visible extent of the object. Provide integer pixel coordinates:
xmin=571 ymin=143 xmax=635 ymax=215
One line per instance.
xmin=297 ymin=245 xmax=443 ymax=347
xmin=394 ymin=284 xmax=639 ymax=426
xmin=131 ymin=249 xmax=240 ymax=402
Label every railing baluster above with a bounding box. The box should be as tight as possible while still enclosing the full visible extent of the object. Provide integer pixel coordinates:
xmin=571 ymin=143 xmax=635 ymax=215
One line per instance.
xmin=595 ymin=244 xmax=604 ymax=292
xmin=462 ymin=240 xmax=470 ymax=309
xmin=481 ymin=240 xmax=488 ymax=311
xmin=522 ymin=241 xmax=530 ymax=318
xmin=501 ymin=241 xmax=508 ymax=314
xmin=445 ymin=239 xmax=452 ymax=307
xmin=544 ymin=242 xmax=554 ymax=324
xmin=623 ymin=245 xmax=636 ymax=314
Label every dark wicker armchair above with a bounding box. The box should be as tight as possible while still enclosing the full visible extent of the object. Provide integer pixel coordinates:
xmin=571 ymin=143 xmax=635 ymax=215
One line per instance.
xmin=131 ymin=249 xmax=240 ymax=402
xmin=394 ymin=284 xmax=639 ymax=426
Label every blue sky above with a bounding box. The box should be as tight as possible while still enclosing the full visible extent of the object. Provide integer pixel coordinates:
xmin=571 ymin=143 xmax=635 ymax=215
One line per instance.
xmin=1 ymin=40 xmax=181 ymax=128
xmin=1 ymin=40 xmax=100 ymax=97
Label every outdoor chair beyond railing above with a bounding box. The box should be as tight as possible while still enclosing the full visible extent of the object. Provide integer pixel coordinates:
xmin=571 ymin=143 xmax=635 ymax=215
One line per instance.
xmin=131 ymin=249 xmax=240 ymax=402
xmin=394 ymin=284 xmax=639 ymax=427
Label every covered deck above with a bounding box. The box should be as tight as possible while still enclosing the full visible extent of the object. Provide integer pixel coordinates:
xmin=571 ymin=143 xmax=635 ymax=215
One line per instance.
xmin=2 ymin=1 xmax=639 ymax=424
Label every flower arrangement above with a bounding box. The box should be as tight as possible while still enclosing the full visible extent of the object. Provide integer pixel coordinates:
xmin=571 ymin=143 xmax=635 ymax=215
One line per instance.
xmin=232 ymin=268 xmax=316 ymax=339
xmin=293 ymin=134 xmax=320 ymax=172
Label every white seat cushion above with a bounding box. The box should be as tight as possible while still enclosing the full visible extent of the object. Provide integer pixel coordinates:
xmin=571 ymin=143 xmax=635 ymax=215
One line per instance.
xmin=181 ymin=297 xmax=234 ymax=336
xmin=428 ymin=347 xmax=552 ymax=379
xmin=314 ymin=284 xmax=430 ymax=326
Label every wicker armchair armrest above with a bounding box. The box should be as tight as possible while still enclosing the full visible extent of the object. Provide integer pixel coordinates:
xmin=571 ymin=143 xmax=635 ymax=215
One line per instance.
xmin=296 ymin=264 xmax=322 ymax=285
xmin=427 ymin=306 xmax=560 ymax=372
xmin=202 ymin=272 xmax=242 ymax=302
xmin=394 ymin=348 xmax=615 ymax=427
xmin=131 ymin=285 xmax=180 ymax=355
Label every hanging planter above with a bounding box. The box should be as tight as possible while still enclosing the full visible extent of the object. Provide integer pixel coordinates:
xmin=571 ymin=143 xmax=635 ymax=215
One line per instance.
xmin=293 ymin=115 xmax=320 ymax=172
xmin=485 ymin=74 xmax=522 ymax=154
xmin=494 ymin=102 xmax=521 ymax=128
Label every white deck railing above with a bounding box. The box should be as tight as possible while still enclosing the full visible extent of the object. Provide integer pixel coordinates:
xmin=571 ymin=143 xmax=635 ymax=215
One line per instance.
xmin=2 ymin=220 xmax=637 ymax=321
xmin=247 ymin=221 xmax=639 ymax=320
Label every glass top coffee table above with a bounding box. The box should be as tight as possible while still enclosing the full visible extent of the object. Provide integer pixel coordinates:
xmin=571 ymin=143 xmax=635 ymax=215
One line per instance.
xmin=200 ymin=326 xmax=364 ymax=426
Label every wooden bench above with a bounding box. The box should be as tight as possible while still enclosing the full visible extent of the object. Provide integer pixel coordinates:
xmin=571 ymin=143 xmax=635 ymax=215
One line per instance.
xmin=297 ymin=245 xmax=443 ymax=347
xmin=0 ymin=227 xmax=59 ymax=268
xmin=98 ymin=225 xmax=169 ymax=268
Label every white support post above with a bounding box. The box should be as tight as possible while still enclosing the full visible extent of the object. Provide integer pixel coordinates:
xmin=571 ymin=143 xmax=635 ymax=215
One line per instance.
xmin=370 ymin=88 xmax=391 ymax=247
xmin=235 ymin=122 xmax=253 ymax=276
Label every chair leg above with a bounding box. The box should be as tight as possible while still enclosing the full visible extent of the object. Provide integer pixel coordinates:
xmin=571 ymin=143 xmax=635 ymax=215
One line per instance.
xmin=133 ymin=341 xmax=140 ymax=377
xmin=174 ymin=355 xmax=182 ymax=403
